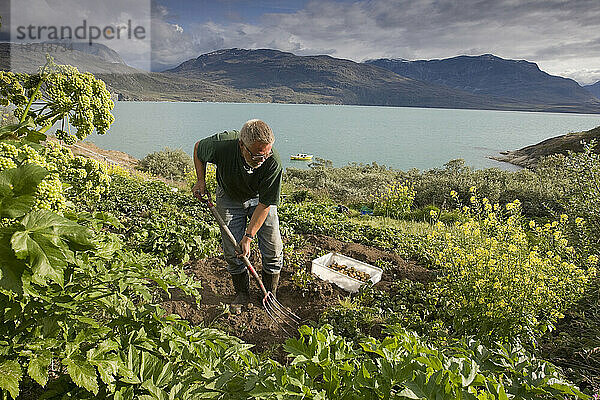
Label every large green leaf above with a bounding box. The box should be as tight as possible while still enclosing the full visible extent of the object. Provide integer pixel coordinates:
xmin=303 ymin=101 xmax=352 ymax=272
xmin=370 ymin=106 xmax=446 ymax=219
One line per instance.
xmin=0 ymin=164 xmax=48 ymax=218
xmin=87 ymin=340 xmax=121 ymax=385
xmin=91 ymin=354 xmax=121 ymax=385
xmin=140 ymin=351 xmax=162 ymax=383
xmin=0 ymin=163 xmax=47 ymax=196
xmin=28 ymin=352 xmax=51 ymax=387
xmin=64 ymin=356 xmax=99 ymax=395
xmin=10 ymin=210 xmax=95 ymax=285
xmin=0 ymin=117 xmax=35 ymax=139
xmin=0 ymin=359 xmax=22 ymax=399
xmin=0 ymin=227 xmax=26 ymax=295
xmin=20 ymin=209 xmax=95 ymax=247
xmin=11 ymin=229 xmax=68 ymax=286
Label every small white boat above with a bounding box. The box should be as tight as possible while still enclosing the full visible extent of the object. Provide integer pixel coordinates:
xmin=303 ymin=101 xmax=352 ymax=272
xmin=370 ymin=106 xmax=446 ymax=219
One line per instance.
xmin=290 ymin=153 xmax=313 ymax=161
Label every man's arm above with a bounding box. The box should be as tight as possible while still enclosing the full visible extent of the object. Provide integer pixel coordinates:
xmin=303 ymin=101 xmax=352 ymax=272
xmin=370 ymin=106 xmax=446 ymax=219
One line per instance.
xmin=192 ymin=140 xmax=208 ymax=200
xmin=238 ymin=202 xmax=270 ymax=258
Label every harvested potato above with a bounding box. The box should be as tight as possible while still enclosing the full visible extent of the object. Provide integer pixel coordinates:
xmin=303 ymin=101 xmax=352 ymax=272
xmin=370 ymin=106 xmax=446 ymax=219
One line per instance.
xmin=328 ymin=261 xmax=371 ymax=282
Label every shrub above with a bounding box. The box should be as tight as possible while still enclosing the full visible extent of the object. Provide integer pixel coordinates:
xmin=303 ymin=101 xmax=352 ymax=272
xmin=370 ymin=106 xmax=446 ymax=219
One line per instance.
xmin=283 ymin=158 xmax=570 ymax=219
xmin=137 ymin=147 xmax=193 ymax=180
xmin=371 ymin=181 xmax=415 ymax=218
xmin=557 ymin=142 xmax=600 ymax=256
xmin=432 ymin=193 xmax=596 ymax=344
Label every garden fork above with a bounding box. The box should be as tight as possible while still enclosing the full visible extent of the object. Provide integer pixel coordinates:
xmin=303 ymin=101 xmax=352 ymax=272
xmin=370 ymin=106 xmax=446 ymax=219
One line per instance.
xmin=198 ymin=193 xmax=301 ymax=333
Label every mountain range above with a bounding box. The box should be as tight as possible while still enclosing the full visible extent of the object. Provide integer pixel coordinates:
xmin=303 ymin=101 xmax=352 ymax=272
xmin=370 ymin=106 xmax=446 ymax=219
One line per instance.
xmin=365 ymin=55 xmax=598 ymax=107
xmin=1 ymin=44 xmax=599 ymax=113
xmin=585 ymin=81 xmax=600 ymax=99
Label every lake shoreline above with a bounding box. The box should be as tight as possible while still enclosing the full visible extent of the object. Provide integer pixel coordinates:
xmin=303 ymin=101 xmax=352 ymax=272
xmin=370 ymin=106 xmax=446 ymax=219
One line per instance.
xmin=490 ymin=125 xmax=600 ymax=169
xmin=76 ymin=102 xmax=600 ymax=171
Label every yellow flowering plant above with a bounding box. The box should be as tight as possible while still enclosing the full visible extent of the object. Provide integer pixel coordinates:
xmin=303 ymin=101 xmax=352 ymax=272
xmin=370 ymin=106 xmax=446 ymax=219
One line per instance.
xmin=432 ymin=192 xmax=595 ymax=343
xmin=371 ymin=181 xmax=415 ymax=219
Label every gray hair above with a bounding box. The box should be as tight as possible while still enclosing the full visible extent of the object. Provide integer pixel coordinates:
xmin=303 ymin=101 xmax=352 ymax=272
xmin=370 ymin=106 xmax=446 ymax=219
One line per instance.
xmin=240 ymin=119 xmax=274 ymax=145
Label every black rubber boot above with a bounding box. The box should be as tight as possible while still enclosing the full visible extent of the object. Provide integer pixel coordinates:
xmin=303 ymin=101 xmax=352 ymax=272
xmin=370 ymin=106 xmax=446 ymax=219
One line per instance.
xmin=230 ymin=271 xmax=250 ymax=314
xmin=261 ymin=270 xmax=280 ymax=298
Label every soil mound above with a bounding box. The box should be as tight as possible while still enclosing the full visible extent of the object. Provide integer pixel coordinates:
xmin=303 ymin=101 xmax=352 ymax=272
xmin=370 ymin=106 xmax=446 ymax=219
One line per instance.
xmin=161 ymin=234 xmax=434 ymax=355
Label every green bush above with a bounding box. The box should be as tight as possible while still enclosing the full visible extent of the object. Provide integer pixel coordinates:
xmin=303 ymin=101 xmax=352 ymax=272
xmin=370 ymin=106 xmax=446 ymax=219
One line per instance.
xmin=283 ymin=158 xmax=570 ymax=219
xmin=432 ymin=194 xmax=596 ymax=344
xmin=136 ymin=147 xmax=193 ymax=180
xmin=371 ymin=181 xmax=415 ymax=218
xmin=557 ymin=142 xmax=600 ymax=256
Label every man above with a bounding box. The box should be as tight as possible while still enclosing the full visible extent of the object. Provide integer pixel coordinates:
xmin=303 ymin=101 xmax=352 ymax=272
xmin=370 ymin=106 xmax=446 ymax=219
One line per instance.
xmin=192 ymin=119 xmax=284 ymax=313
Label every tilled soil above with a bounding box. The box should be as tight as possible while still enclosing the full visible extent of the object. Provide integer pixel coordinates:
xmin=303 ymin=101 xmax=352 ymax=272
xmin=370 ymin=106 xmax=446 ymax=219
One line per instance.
xmin=161 ymin=234 xmax=434 ymax=355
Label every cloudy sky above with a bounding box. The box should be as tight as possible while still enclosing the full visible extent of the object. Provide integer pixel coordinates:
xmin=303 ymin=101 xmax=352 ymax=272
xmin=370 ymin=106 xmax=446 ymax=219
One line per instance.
xmin=4 ymin=0 xmax=600 ymax=84
xmin=150 ymin=0 xmax=600 ymax=85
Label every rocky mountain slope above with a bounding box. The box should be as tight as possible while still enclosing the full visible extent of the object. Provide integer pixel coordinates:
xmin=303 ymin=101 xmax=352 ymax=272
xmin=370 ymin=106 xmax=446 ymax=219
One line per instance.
xmin=2 ymin=44 xmax=599 ymax=113
xmin=492 ymin=125 xmax=600 ymax=168
xmin=585 ymin=81 xmax=600 ymax=99
xmin=365 ymin=54 xmax=600 ymax=112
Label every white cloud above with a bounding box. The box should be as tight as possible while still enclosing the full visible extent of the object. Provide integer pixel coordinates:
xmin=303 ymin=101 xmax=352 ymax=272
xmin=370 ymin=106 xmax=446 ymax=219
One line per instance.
xmin=11 ymin=0 xmax=151 ymax=70
xmin=150 ymin=0 xmax=600 ymax=84
xmin=15 ymin=0 xmax=598 ymax=84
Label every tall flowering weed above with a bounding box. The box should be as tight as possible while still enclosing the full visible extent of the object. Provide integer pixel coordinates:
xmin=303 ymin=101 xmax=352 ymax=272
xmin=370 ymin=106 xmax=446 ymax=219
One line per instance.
xmin=431 ymin=189 xmax=596 ymax=343
xmin=371 ymin=181 xmax=415 ymax=218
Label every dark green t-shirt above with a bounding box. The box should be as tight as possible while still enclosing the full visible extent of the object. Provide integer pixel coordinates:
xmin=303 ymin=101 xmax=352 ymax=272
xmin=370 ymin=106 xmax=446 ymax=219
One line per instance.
xmin=196 ymin=130 xmax=283 ymax=206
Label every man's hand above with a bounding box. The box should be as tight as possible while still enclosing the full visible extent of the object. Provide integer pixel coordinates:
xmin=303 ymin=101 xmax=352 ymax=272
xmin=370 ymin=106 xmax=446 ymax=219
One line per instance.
xmin=192 ymin=180 xmax=210 ymax=202
xmin=238 ymin=235 xmax=252 ymax=259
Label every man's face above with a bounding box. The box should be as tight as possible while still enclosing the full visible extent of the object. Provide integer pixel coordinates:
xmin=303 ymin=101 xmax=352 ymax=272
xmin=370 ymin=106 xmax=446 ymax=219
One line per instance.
xmin=240 ymin=140 xmax=273 ymax=168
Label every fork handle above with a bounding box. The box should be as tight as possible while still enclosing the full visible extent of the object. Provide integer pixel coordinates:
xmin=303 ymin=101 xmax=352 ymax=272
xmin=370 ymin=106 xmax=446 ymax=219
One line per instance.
xmin=206 ymin=203 xmax=268 ymax=296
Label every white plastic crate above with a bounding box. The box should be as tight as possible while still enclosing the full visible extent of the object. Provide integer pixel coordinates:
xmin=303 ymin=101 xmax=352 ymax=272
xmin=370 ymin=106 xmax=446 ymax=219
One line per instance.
xmin=311 ymin=252 xmax=383 ymax=293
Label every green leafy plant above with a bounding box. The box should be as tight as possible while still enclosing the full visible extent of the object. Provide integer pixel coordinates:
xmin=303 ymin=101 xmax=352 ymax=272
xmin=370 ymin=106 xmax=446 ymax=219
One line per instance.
xmin=432 ymin=194 xmax=595 ymax=343
xmin=137 ymin=147 xmax=193 ymax=181
xmin=0 ymin=161 xmax=252 ymax=400
xmin=372 ymin=181 xmax=415 ymax=218
xmin=274 ymin=325 xmax=586 ymax=399
xmin=0 ymin=57 xmax=114 ymax=144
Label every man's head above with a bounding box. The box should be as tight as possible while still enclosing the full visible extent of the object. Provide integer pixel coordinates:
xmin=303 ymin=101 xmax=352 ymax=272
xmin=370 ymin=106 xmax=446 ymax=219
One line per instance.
xmin=239 ymin=119 xmax=274 ymax=168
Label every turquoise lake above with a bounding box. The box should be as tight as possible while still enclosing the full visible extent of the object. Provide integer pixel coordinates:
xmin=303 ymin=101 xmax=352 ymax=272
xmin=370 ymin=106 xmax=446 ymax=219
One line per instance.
xmin=83 ymin=102 xmax=600 ymax=171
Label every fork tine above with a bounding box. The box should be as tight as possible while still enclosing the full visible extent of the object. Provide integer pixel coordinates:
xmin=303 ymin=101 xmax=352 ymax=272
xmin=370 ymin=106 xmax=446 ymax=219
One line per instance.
xmin=262 ymin=299 xmax=289 ymax=333
xmin=267 ymin=302 xmax=297 ymax=330
xmin=262 ymin=292 xmax=301 ymax=332
xmin=263 ymin=299 xmax=292 ymax=335
xmin=267 ymin=294 xmax=302 ymax=323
